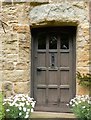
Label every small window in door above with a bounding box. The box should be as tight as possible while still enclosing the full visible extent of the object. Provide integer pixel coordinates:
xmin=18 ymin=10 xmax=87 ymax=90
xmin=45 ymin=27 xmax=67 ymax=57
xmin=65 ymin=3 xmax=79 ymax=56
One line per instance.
xmin=60 ymin=33 xmax=69 ymax=49
xmin=38 ymin=33 xmax=46 ymax=49
xmin=49 ymin=33 xmax=57 ymax=49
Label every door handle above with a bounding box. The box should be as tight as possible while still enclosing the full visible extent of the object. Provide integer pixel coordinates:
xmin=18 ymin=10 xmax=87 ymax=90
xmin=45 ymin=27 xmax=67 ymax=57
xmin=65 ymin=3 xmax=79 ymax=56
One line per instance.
xmin=37 ymin=68 xmax=42 ymax=71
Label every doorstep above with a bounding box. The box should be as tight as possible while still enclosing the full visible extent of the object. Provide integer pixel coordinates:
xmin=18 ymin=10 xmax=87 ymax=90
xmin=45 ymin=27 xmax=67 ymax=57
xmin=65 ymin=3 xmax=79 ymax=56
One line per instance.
xmin=31 ymin=111 xmax=77 ymax=119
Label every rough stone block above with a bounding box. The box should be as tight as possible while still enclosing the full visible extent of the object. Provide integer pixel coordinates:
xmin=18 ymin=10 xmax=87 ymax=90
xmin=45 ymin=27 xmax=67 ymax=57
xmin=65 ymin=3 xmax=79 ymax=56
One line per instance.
xmin=3 ymin=54 xmax=18 ymax=62
xmin=2 ymin=81 xmax=13 ymax=91
xmin=13 ymin=25 xmax=30 ymax=33
xmin=2 ymin=41 xmax=18 ymax=54
xmin=14 ymin=81 xmax=30 ymax=94
xmin=15 ymin=62 xmax=29 ymax=70
xmin=2 ymin=62 xmax=14 ymax=70
xmin=3 ymin=70 xmax=30 ymax=82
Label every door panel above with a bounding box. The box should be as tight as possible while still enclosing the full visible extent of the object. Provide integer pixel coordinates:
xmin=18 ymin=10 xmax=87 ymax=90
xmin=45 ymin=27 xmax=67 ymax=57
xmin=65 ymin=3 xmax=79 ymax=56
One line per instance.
xmin=37 ymin=71 xmax=46 ymax=84
xmin=60 ymin=89 xmax=70 ymax=102
xmin=49 ymin=70 xmax=58 ymax=85
xmin=37 ymin=53 xmax=46 ymax=67
xmin=48 ymin=88 xmax=58 ymax=104
xmin=32 ymin=27 xmax=76 ymax=112
xmin=60 ymin=71 xmax=69 ymax=85
xmin=37 ymin=88 xmax=46 ymax=104
xmin=60 ymin=52 xmax=69 ymax=67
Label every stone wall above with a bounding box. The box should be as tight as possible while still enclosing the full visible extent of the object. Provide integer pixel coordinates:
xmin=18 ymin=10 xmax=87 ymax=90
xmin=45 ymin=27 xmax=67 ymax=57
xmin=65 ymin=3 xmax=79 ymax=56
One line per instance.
xmin=0 ymin=0 xmax=90 ymax=97
xmin=0 ymin=2 xmax=31 ymax=97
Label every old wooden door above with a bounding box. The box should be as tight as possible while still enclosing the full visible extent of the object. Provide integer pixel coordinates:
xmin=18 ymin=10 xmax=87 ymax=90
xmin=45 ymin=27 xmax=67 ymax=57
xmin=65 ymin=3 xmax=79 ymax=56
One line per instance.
xmin=31 ymin=27 xmax=76 ymax=112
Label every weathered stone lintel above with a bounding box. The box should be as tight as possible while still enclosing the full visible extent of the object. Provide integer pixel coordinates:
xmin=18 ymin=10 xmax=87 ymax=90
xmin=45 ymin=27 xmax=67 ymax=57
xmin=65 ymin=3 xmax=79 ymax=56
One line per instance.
xmin=30 ymin=20 xmax=79 ymax=28
xmin=2 ymin=0 xmax=49 ymax=5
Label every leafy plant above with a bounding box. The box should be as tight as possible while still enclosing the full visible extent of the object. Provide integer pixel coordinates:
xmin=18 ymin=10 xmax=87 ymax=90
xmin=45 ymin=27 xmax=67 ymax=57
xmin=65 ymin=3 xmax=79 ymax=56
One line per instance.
xmin=0 ymin=92 xmax=4 ymax=120
xmin=77 ymin=71 xmax=91 ymax=87
xmin=3 ymin=94 xmax=36 ymax=119
xmin=68 ymin=95 xmax=91 ymax=120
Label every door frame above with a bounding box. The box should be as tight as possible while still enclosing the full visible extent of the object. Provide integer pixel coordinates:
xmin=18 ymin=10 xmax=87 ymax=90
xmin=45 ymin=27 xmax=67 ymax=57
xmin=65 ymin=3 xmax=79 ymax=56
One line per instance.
xmin=31 ymin=26 xmax=76 ymax=112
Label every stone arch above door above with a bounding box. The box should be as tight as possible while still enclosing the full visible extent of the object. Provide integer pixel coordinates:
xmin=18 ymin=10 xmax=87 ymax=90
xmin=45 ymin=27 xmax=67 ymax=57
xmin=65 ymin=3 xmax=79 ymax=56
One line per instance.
xmin=29 ymin=2 xmax=88 ymax=26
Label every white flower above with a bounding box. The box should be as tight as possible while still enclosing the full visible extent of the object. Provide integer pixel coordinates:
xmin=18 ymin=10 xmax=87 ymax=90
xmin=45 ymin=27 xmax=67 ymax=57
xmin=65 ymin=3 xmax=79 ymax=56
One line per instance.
xmin=31 ymin=102 xmax=35 ymax=108
xmin=27 ymin=97 xmax=33 ymax=102
xmin=69 ymin=101 xmax=73 ymax=105
xmin=20 ymin=102 xmax=25 ymax=107
xmin=15 ymin=103 xmax=19 ymax=107
xmin=9 ymin=103 xmax=13 ymax=106
xmin=21 ymin=97 xmax=26 ymax=101
xmin=78 ymin=100 xmax=81 ymax=103
xmin=82 ymin=106 xmax=86 ymax=109
xmin=25 ymin=114 xmax=29 ymax=118
xmin=75 ymin=102 xmax=78 ymax=105
xmin=27 ymin=109 xmax=30 ymax=112
xmin=3 ymin=102 xmax=6 ymax=105
xmin=6 ymin=109 xmax=10 ymax=112
xmin=26 ymin=112 xmax=29 ymax=115
xmin=19 ymin=112 xmax=22 ymax=116
xmin=19 ymin=107 xmax=22 ymax=110
xmin=26 ymin=101 xmax=30 ymax=106
xmin=72 ymin=104 xmax=75 ymax=107
xmin=31 ymin=108 xmax=34 ymax=112
xmin=66 ymin=104 xmax=69 ymax=106
xmin=23 ymin=107 xmax=27 ymax=112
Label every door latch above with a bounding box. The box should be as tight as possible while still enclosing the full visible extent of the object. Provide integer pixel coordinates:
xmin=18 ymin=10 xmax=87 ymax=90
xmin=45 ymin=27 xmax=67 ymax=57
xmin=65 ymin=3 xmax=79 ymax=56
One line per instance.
xmin=37 ymin=68 xmax=42 ymax=71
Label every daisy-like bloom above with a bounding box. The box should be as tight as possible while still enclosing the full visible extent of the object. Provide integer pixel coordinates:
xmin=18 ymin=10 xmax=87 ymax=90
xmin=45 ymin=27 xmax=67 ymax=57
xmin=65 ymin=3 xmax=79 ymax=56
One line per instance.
xmin=27 ymin=97 xmax=33 ymax=102
xmin=20 ymin=102 xmax=25 ymax=107
xmin=66 ymin=103 xmax=69 ymax=106
xmin=6 ymin=109 xmax=10 ymax=112
xmin=31 ymin=102 xmax=36 ymax=108
xmin=19 ymin=112 xmax=22 ymax=116
xmin=21 ymin=97 xmax=26 ymax=101
xmin=27 ymin=109 xmax=30 ymax=112
xmin=19 ymin=106 xmax=22 ymax=110
xmin=82 ymin=106 xmax=86 ymax=109
xmin=26 ymin=112 xmax=29 ymax=115
xmin=25 ymin=114 xmax=29 ymax=118
xmin=69 ymin=101 xmax=73 ymax=105
xmin=3 ymin=102 xmax=6 ymax=105
xmin=31 ymin=108 xmax=34 ymax=112
xmin=72 ymin=104 xmax=75 ymax=107
xmin=23 ymin=107 xmax=27 ymax=112
xmin=26 ymin=101 xmax=30 ymax=106
xmin=75 ymin=101 xmax=78 ymax=105
xmin=9 ymin=103 xmax=13 ymax=106
xmin=15 ymin=103 xmax=19 ymax=107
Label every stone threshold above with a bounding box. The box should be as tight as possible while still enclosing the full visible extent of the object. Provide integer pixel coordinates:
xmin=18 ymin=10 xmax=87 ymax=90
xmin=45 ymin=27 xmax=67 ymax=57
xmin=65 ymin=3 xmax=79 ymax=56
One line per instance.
xmin=31 ymin=111 xmax=76 ymax=119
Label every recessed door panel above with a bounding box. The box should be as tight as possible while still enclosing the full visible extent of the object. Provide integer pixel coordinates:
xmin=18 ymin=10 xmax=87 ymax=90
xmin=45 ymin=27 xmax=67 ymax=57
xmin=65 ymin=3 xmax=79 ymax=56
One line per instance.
xmin=60 ymin=53 xmax=69 ymax=67
xmin=48 ymin=88 xmax=58 ymax=104
xmin=37 ymin=89 xmax=46 ymax=104
xmin=60 ymin=71 xmax=69 ymax=85
xmin=60 ymin=89 xmax=70 ymax=102
xmin=37 ymin=71 xmax=46 ymax=84
xmin=49 ymin=70 xmax=58 ymax=85
xmin=37 ymin=53 xmax=46 ymax=67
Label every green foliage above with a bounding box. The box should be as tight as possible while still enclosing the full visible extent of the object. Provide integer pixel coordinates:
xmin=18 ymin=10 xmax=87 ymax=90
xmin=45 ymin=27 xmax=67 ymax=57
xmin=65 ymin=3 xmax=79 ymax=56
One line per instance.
xmin=3 ymin=94 xmax=36 ymax=119
xmin=69 ymin=95 xmax=91 ymax=120
xmin=77 ymin=71 xmax=91 ymax=87
xmin=72 ymin=101 xmax=91 ymax=120
xmin=0 ymin=92 xmax=5 ymax=120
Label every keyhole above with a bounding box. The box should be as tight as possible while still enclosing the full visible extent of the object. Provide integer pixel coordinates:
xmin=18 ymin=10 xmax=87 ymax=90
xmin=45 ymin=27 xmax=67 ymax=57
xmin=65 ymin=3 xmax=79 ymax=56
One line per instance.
xmin=51 ymin=54 xmax=55 ymax=67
